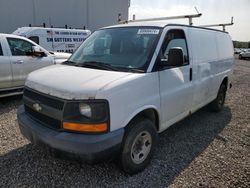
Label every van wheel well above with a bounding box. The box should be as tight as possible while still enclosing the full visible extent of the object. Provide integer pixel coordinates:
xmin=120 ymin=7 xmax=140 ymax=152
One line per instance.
xmin=222 ymin=77 xmax=228 ymax=90
xmin=126 ymin=109 xmax=159 ymax=132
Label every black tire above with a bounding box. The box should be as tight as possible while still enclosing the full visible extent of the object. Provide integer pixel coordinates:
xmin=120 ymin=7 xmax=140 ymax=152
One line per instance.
xmin=119 ymin=118 xmax=158 ymax=174
xmin=208 ymin=84 xmax=227 ymax=112
xmin=239 ymin=55 xmax=243 ymax=60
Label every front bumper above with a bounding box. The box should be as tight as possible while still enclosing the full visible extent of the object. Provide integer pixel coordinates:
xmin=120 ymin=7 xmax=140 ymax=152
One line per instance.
xmin=17 ymin=105 xmax=124 ymax=163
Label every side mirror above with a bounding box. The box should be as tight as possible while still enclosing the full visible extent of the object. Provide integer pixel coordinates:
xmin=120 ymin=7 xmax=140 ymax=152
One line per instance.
xmin=32 ymin=46 xmax=46 ymax=57
xmin=161 ymin=47 xmax=184 ymax=67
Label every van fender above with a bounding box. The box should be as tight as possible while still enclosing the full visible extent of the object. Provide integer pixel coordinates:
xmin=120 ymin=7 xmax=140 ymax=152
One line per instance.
xmin=120 ymin=105 xmax=160 ymax=130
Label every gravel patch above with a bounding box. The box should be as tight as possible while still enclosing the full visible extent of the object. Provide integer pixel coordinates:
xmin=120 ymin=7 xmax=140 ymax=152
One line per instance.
xmin=0 ymin=58 xmax=249 ymax=187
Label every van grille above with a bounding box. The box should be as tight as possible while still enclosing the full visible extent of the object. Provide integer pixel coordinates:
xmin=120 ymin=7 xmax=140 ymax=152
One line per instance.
xmin=23 ymin=88 xmax=65 ymax=130
xmin=25 ymin=105 xmax=61 ymax=130
xmin=23 ymin=89 xmax=64 ymax=110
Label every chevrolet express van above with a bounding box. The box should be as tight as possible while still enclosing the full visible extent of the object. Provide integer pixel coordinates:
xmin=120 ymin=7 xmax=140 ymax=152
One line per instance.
xmin=17 ymin=22 xmax=234 ymax=174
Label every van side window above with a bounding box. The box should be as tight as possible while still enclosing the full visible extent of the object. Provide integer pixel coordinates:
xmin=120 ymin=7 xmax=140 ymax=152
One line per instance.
xmin=161 ymin=29 xmax=189 ymax=65
xmin=0 ymin=43 xmax=3 ymax=56
xmin=28 ymin=36 xmax=39 ymax=45
xmin=7 ymin=38 xmax=34 ymax=56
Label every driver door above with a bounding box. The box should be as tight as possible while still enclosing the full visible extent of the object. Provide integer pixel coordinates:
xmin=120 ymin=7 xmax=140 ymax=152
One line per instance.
xmin=159 ymin=29 xmax=193 ymax=129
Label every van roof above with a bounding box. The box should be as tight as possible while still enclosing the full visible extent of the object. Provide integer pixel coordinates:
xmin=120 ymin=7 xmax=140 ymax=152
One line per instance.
xmin=103 ymin=21 xmax=228 ymax=33
xmin=15 ymin=27 xmax=90 ymax=31
xmin=13 ymin=27 xmax=91 ymax=35
xmin=104 ymin=21 xmax=169 ymax=28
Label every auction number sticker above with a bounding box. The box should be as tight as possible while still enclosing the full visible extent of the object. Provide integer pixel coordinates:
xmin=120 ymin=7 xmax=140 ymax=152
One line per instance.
xmin=137 ymin=29 xmax=160 ymax=35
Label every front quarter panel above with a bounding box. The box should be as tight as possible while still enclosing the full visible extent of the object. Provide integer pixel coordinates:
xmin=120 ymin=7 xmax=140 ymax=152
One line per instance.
xmin=96 ymin=72 xmax=160 ymax=132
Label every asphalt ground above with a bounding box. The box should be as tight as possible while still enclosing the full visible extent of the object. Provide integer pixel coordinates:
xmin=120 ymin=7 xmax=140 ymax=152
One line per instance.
xmin=0 ymin=57 xmax=249 ymax=187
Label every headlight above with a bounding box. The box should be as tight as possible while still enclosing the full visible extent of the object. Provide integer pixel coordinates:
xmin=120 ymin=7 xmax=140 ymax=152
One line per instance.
xmin=79 ymin=103 xmax=92 ymax=118
xmin=63 ymin=100 xmax=110 ymax=133
xmin=63 ymin=99 xmax=109 ymax=123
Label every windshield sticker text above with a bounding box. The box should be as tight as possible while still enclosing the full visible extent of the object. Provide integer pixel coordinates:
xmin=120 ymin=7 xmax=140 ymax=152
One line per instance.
xmin=137 ymin=29 xmax=160 ymax=35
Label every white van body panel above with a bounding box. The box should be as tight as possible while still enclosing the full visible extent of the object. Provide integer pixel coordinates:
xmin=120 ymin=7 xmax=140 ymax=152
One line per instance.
xmin=96 ymin=73 xmax=160 ymax=131
xmin=188 ymin=28 xmax=218 ymax=110
xmin=188 ymin=28 xmax=234 ymax=113
xmin=13 ymin=27 xmax=91 ymax=53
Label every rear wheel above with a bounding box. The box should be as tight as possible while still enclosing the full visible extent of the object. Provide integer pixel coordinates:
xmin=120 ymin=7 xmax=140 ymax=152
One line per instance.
xmin=119 ymin=118 xmax=158 ymax=174
xmin=239 ymin=55 xmax=243 ymax=59
xmin=208 ymin=84 xmax=227 ymax=112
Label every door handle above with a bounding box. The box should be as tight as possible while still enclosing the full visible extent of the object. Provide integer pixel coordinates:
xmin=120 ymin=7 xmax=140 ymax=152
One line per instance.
xmin=13 ymin=60 xmax=24 ymax=64
xmin=190 ymin=68 xmax=192 ymax=81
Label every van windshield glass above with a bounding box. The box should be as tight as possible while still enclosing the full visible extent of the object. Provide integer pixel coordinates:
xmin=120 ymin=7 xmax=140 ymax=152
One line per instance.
xmin=68 ymin=27 xmax=161 ymax=72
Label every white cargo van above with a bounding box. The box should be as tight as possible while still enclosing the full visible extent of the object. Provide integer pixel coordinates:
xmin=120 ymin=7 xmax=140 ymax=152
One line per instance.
xmin=17 ymin=22 xmax=234 ymax=174
xmin=13 ymin=27 xmax=91 ymax=53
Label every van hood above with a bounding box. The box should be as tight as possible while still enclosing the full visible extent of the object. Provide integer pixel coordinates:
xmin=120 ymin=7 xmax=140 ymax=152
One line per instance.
xmin=25 ymin=65 xmax=133 ymax=100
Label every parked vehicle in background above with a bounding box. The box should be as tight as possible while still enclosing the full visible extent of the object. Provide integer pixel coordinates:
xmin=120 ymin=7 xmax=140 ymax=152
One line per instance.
xmin=13 ymin=27 xmax=91 ymax=53
xmin=49 ymin=51 xmax=71 ymax=64
xmin=234 ymin=48 xmax=241 ymax=54
xmin=239 ymin=49 xmax=250 ymax=59
xmin=0 ymin=33 xmax=70 ymax=97
xmin=17 ymin=22 xmax=234 ymax=174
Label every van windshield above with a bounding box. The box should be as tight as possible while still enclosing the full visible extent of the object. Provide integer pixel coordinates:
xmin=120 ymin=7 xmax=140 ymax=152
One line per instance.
xmin=68 ymin=27 xmax=161 ymax=72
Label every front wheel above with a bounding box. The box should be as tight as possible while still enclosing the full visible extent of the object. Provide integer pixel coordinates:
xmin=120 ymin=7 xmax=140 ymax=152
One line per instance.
xmin=119 ymin=118 xmax=158 ymax=174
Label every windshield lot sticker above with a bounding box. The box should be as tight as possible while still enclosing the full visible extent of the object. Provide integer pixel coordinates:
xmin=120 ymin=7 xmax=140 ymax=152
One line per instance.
xmin=138 ymin=29 xmax=160 ymax=35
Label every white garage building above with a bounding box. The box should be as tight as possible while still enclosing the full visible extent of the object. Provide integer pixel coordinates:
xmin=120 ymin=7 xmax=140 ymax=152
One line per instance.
xmin=0 ymin=0 xmax=129 ymax=33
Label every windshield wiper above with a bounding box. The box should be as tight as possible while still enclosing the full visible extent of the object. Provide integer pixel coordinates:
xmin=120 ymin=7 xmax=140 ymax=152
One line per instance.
xmin=63 ymin=61 xmax=145 ymax=73
xmin=127 ymin=68 xmax=145 ymax=73
xmin=62 ymin=60 xmax=77 ymax=65
xmin=76 ymin=61 xmax=120 ymax=71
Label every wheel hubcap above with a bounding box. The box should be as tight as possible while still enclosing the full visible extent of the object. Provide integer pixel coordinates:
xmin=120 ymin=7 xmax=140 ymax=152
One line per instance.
xmin=131 ymin=131 xmax=152 ymax=164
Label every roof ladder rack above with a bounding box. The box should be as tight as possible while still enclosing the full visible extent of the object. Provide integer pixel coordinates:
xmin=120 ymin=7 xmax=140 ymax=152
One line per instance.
xmin=119 ymin=13 xmax=202 ymax=26
xmin=199 ymin=17 xmax=234 ymax=31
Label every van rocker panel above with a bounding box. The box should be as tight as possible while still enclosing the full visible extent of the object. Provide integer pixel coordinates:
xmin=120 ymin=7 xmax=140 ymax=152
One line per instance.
xmin=17 ymin=105 xmax=124 ymax=163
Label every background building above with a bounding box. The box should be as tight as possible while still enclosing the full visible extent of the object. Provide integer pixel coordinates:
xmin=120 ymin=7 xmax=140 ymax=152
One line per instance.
xmin=0 ymin=0 xmax=129 ymax=33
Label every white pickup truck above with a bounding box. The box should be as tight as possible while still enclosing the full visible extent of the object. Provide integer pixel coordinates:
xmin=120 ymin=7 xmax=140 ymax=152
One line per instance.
xmin=0 ymin=34 xmax=71 ymax=97
xmin=17 ymin=22 xmax=234 ymax=174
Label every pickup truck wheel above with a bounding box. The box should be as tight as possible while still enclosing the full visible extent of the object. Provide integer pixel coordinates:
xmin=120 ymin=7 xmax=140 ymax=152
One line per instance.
xmin=208 ymin=84 xmax=226 ymax=112
xmin=119 ymin=118 xmax=157 ymax=174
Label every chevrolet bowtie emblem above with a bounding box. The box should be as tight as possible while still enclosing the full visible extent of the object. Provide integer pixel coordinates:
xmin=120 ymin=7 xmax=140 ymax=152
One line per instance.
xmin=33 ymin=103 xmax=42 ymax=112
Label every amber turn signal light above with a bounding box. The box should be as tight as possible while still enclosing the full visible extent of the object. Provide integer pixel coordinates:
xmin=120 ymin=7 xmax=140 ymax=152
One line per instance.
xmin=63 ymin=122 xmax=108 ymax=133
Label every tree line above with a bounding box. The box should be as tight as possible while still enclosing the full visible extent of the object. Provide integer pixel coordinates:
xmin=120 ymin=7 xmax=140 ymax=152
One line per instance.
xmin=233 ymin=41 xmax=250 ymax=48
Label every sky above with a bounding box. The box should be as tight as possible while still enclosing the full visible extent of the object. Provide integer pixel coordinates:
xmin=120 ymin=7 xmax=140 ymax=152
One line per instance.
xmin=129 ymin=0 xmax=250 ymax=41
